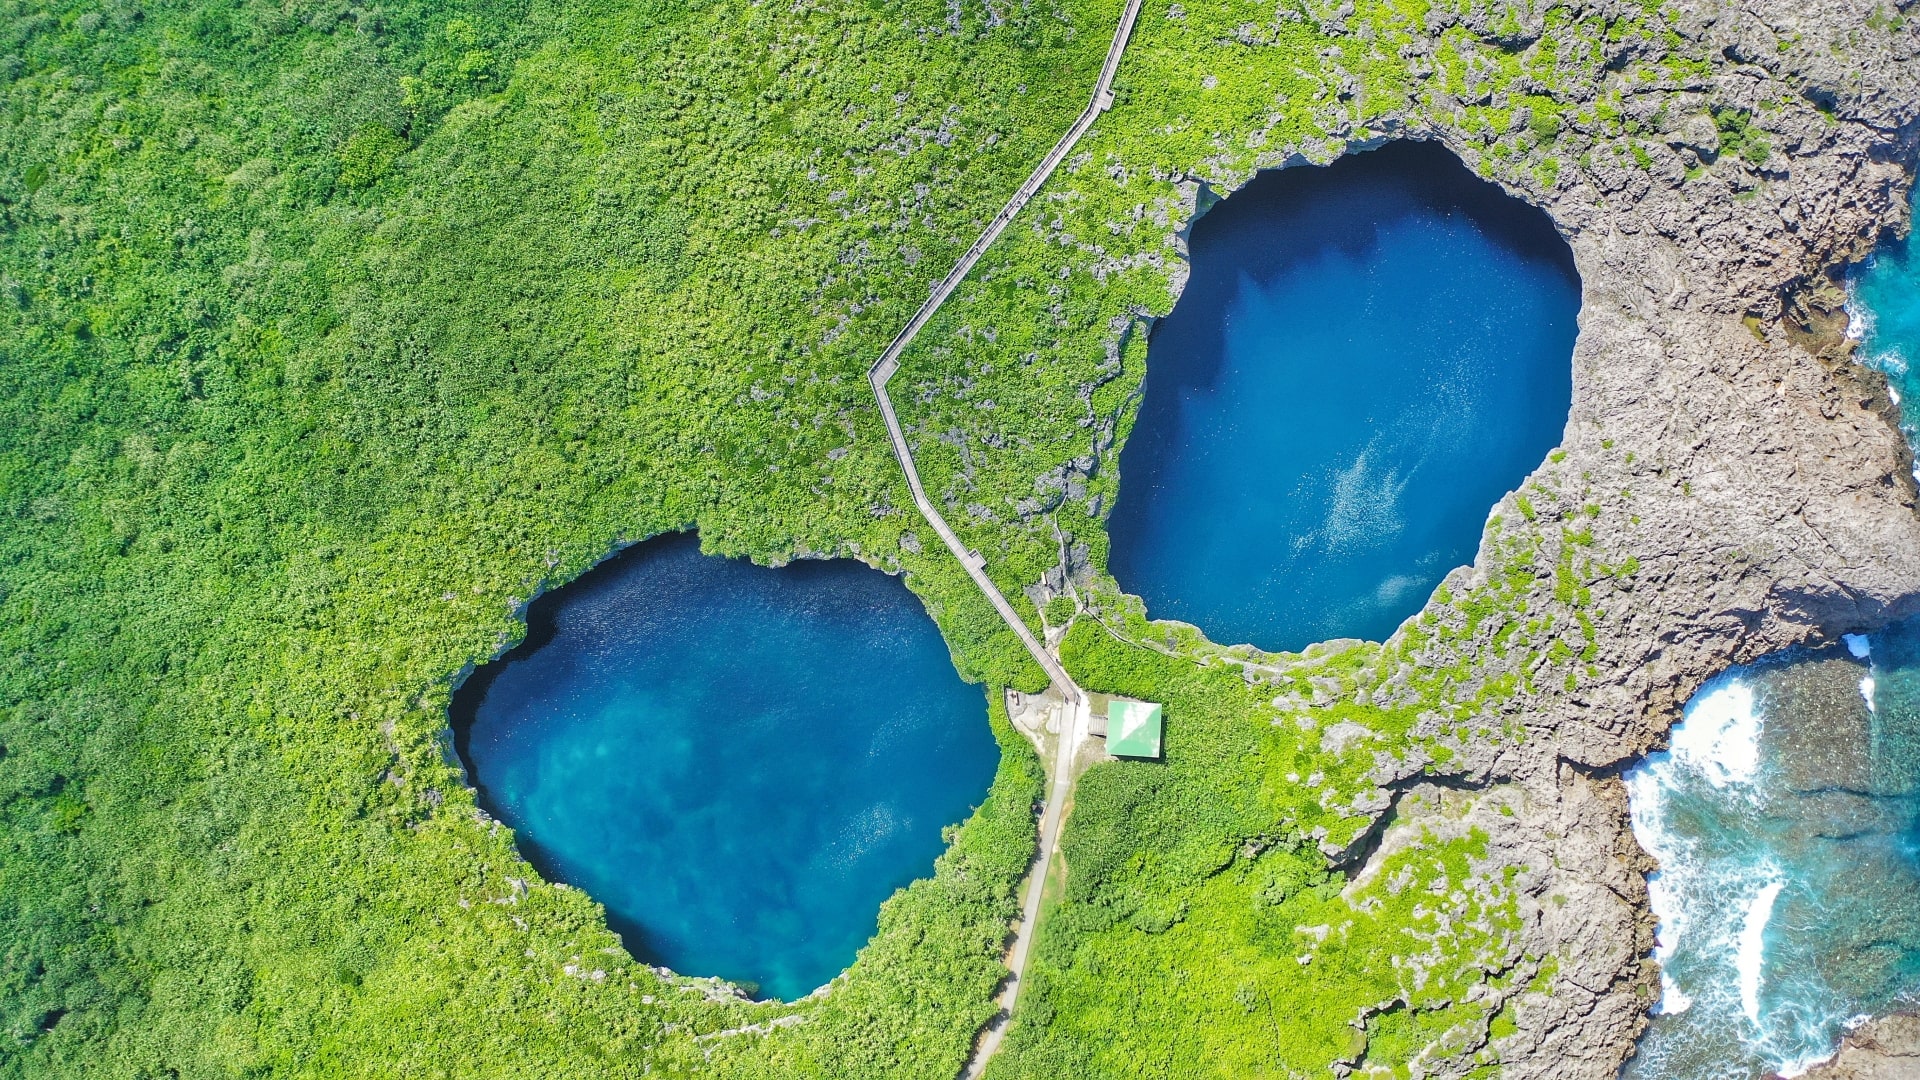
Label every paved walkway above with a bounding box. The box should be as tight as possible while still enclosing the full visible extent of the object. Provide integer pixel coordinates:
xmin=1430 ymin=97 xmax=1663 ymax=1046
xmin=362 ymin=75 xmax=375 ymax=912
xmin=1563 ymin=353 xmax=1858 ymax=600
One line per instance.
xmin=959 ymin=692 xmax=1088 ymax=1078
xmin=862 ymin=1 xmax=1143 ymax=1075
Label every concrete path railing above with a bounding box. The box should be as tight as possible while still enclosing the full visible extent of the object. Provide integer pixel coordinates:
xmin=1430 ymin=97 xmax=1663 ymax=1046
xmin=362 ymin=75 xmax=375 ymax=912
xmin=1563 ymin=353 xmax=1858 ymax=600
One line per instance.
xmin=861 ymin=1 xmax=1143 ymax=1075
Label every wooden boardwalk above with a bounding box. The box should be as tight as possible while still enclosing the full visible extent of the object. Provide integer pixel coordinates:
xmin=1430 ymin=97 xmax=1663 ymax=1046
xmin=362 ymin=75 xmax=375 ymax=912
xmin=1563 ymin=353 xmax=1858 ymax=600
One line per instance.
xmin=862 ymin=0 xmax=1144 ymax=1074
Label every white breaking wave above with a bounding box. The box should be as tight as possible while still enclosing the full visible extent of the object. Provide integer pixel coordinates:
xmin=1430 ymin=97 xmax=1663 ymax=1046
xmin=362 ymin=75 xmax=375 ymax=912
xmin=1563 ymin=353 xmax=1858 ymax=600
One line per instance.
xmin=1843 ymin=633 xmax=1872 ymax=660
xmin=1644 ymin=869 xmax=1694 ymax=1015
xmin=1777 ymin=1051 xmax=1833 ymax=1079
xmin=1622 ymin=663 xmax=1891 ymax=1079
xmin=1626 ymin=681 xmax=1814 ymax=1074
xmin=1865 ymin=344 xmax=1913 ymax=382
xmin=1669 ymin=678 xmax=1762 ymax=788
xmin=1844 ymin=276 xmax=1912 ymax=382
xmin=1845 ymin=277 xmax=1871 ymax=342
xmin=1861 ymin=676 xmax=1877 ymax=714
xmin=1738 ymin=878 xmax=1785 ymax=1024
xmin=1626 ymin=750 xmax=1700 ymax=1019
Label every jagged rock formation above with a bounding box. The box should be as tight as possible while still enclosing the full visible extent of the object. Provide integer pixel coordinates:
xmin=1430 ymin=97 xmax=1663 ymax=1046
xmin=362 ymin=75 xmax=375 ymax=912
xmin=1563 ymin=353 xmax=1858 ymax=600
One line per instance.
xmin=1230 ymin=0 xmax=1920 ymax=1073
xmin=1792 ymin=1014 xmax=1920 ymax=1079
xmin=942 ymin=0 xmax=1920 ymax=1067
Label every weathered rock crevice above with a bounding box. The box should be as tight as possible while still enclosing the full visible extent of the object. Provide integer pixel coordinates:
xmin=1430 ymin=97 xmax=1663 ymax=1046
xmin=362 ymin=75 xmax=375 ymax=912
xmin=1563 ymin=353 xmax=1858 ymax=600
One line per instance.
xmin=1793 ymin=1013 xmax=1920 ymax=1079
xmin=1138 ymin=0 xmax=1920 ymax=1071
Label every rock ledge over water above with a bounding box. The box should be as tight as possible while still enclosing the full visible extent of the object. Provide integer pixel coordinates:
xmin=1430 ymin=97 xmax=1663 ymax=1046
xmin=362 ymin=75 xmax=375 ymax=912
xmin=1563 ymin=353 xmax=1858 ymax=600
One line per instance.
xmin=1188 ymin=0 xmax=1920 ymax=1074
xmin=1791 ymin=1014 xmax=1920 ymax=1080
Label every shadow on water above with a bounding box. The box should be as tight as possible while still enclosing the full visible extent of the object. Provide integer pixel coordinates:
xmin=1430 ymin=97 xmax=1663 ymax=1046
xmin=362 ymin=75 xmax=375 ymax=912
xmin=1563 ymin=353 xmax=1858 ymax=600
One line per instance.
xmin=447 ymin=531 xmax=999 ymax=1000
xmin=1158 ymin=141 xmax=1578 ymax=393
xmin=447 ymin=532 xmax=690 ymax=972
xmin=1110 ymin=140 xmax=1580 ymax=653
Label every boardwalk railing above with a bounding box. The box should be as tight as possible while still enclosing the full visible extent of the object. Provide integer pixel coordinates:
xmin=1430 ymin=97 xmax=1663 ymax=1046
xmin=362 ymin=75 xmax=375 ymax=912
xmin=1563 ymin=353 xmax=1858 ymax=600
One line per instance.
xmin=867 ymin=0 xmax=1144 ymax=699
xmin=858 ymin=2 xmax=1144 ymax=1076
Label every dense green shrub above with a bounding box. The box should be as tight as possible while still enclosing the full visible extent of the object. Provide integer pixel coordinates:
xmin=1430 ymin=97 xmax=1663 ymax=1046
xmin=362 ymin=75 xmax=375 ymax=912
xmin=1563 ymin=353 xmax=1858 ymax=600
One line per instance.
xmin=2 ymin=0 xmax=1679 ymax=1068
xmin=0 ymin=0 xmax=1097 ymax=1071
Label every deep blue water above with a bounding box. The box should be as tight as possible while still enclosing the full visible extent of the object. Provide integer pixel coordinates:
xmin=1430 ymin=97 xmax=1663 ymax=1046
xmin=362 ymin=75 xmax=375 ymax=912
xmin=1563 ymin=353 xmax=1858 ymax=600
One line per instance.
xmin=1108 ymin=142 xmax=1580 ymax=653
xmin=452 ymin=533 xmax=999 ymax=1001
xmin=1624 ymin=623 xmax=1920 ymax=1079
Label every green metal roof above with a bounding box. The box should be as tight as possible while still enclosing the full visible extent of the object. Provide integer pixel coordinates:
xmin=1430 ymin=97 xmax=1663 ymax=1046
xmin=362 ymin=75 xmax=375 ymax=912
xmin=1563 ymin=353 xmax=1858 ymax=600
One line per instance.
xmin=1107 ymin=700 xmax=1163 ymax=759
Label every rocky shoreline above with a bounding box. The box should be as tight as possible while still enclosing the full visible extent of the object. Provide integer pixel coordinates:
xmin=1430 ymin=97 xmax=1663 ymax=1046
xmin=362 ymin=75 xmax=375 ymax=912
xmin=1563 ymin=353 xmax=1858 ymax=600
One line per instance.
xmin=1161 ymin=0 xmax=1920 ymax=1073
xmin=1416 ymin=0 xmax=1919 ymax=1069
xmin=1792 ymin=1014 xmax=1920 ymax=1079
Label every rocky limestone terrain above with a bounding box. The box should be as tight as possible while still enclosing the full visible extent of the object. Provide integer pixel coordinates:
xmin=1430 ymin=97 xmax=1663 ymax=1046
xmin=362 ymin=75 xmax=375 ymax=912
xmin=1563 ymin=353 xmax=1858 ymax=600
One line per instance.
xmin=1792 ymin=1014 xmax=1920 ymax=1079
xmin=1388 ymin=0 xmax=1920 ymax=1071
xmin=1126 ymin=0 xmax=1920 ymax=1073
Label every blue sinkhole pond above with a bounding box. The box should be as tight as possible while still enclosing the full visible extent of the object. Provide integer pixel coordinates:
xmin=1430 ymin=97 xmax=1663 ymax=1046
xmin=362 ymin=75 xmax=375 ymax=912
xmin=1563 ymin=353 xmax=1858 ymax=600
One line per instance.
xmin=450 ymin=532 xmax=999 ymax=1001
xmin=1108 ymin=141 xmax=1581 ymax=653
xmin=1624 ymin=620 xmax=1920 ymax=1079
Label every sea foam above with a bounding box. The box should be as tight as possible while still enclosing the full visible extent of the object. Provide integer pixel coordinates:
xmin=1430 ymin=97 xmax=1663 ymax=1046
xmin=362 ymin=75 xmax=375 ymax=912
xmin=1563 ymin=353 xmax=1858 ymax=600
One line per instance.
xmin=1737 ymin=879 xmax=1784 ymax=1024
xmin=1643 ymin=869 xmax=1693 ymax=1015
xmin=1845 ymin=279 xmax=1871 ymax=342
xmin=1669 ymin=678 xmax=1761 ymax=788
xmin=1623 ymin=619 xmax=1920 ymax=1080
xmin=1624 ymin=676 xmax=1828 ymax=1077
xmin=1626 ymin=747 xmax=1696 ymax=1018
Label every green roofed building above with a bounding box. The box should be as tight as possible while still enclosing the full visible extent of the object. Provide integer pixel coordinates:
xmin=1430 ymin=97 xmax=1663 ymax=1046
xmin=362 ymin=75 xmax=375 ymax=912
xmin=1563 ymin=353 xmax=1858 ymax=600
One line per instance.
xmin=1106 ymin=700 xmax=1163 ymax=759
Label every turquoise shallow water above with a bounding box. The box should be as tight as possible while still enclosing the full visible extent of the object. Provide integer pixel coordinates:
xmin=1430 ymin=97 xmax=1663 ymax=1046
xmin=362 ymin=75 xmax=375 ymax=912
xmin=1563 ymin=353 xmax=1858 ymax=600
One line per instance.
xmin=1852 ymin=195 xmax=1920 ymax=450
xmin=1107 ymin=141 xmax=1580 ymax=653
xmin=452 ymin=533 xmax=998 ymax=1001
xmin=1624 ymin=623 xmax=1920 ymax=1079
xmin=1624 ymin=205 xmax=1920 ymax=1079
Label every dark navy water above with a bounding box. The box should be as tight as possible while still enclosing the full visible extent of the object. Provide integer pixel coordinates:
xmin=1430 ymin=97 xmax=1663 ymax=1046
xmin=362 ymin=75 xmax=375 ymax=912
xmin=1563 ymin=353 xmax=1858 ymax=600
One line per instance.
xmin=1108 ymin=142 xmax=1580 ymax=653
xmin=452 ymin=533 xmax=998 ymax=1001
xmin=1625 ymin=622 xmax=1920 ymax=1078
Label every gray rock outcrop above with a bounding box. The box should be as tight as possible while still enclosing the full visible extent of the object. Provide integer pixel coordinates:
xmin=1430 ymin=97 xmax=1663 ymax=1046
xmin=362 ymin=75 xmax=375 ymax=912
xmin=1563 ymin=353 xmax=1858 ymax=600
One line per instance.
xmin=1792 ymin=1014 xmax=1920 ymax=1079
xmin=1183 ymin=0 xmax=1920 ymax=1073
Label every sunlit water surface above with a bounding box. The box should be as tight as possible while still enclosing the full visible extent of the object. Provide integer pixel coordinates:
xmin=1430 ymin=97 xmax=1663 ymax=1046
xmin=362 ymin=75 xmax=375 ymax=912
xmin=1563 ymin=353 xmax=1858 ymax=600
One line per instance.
xmin=1852 ymin=189 xmax=1920 ymax=454
xmin=1624 ymin=186 xmax=1920 ymax=1080
xmin=1624 ymin=624 xmax=1920 ymax=1078
xmin=453 ymin=532 xmax=998 ymax=1001
xmin=1107 ymin=141 xmax=1579 ymax=653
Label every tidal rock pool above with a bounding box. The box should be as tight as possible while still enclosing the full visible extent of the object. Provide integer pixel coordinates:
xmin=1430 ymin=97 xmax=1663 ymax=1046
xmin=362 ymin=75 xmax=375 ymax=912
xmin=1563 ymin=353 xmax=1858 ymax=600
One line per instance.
xmin=451 ymin=532 xmax=998 ymax=1001
xmin=1624 ymin=621 xmax=1920 ymax=1079
xmin=1107 ymin=141 xmax=1579 ymax=653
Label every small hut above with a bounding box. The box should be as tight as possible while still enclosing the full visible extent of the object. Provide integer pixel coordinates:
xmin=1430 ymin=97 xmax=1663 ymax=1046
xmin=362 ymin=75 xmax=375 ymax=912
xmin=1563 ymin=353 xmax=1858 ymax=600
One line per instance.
xmin=1105 ymin=699 xmax=1163 ymax=759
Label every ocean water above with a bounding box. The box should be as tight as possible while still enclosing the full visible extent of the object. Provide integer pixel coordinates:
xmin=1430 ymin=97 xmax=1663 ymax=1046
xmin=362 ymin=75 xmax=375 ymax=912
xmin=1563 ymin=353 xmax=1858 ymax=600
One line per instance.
xmin=1621 ymin=188 xmax=1920 ymax=1079
xmin=1850 ymin=194 xmax=1920 ymax=454
xmin=1623 ymin=622 xmax=1920 ymax=1079
xmin=1107 ymin=141 xmax=1579 ymax=653
xmin=452 ymin=532 xmax=999 ymax=1001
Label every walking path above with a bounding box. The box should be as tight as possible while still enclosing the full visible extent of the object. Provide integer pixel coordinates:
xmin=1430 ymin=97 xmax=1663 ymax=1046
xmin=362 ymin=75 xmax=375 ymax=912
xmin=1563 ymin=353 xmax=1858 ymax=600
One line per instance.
xmin=863 ymin=1 xmax=1142 ymax=1074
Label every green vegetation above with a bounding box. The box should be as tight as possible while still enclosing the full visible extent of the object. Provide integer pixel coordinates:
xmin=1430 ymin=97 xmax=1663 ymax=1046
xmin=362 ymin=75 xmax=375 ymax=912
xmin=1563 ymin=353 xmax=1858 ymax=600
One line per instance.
xmin=0 ymin=0 xmax=1685 ymax=1070
xmin=985 ymin=625 xmax=1548 ymax=1078
xmin=1 ymin=0 xmax=1103 ymax=1071
xmin=1711 ymin=106 xmax=1773 ymax=165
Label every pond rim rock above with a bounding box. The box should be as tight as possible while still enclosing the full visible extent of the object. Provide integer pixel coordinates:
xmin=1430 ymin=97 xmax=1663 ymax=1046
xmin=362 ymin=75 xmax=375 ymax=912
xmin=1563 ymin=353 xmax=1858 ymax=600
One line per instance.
xmin=1114 ymin=1 xmax=1920 ymax=1075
